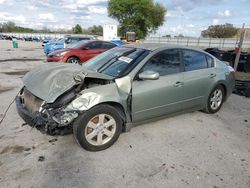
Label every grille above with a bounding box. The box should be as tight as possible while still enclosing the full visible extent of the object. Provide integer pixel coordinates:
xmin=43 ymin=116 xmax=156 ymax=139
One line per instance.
xmin=22 ymin=88 xmax=43 ymax=113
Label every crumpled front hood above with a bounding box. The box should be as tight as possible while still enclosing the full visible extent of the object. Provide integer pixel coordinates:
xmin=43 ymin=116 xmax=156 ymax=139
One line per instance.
xmin=23 ymin=63 xmax=113 ymax=103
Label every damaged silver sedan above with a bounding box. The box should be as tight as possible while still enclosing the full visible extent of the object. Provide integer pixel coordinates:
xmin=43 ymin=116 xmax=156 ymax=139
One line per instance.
xmin=16 ymin=44 xmax=235 ymax=151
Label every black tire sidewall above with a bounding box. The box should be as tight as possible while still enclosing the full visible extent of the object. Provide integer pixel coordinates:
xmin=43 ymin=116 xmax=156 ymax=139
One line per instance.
xmin=73 ymin=104 xmax=123 ymax=151
xmin=207 ymin=85 xmax=225 ymax=113
xmin=67 ymin=57 xmax=80 ymax=64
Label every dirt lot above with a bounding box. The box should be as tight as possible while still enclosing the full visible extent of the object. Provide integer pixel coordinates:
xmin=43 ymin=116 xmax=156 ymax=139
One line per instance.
xmin=0 ymin=40 xmax=250 ymax=188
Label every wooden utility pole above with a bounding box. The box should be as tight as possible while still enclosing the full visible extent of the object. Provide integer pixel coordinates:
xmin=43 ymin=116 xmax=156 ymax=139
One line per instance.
xmin=234 ymin=23 xmax=246 ymax=70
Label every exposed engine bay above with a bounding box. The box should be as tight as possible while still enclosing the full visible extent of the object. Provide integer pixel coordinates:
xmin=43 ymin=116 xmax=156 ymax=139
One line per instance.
xmin=18 ymin=77 xmax=112 ymax=135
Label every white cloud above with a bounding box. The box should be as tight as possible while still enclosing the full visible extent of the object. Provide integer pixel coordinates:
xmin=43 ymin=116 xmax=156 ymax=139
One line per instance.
xmin=27 ymin=5 xmax=37 ymax=10
xmin=38 ymin=13 xmax=55 ymax=21
xmin=218 ymin=10 xmax=231 ymax=17
xmin=78 ymin=15 xmax=91 ymax=20
xmin=0 ymin=12 xmax=26 ymax=23
xmin=212 ymin=19 xmax=220 ymax=25
xmin=0 ymin=0 xmax=5 ymax=4
xmin=77 ymin=0 xmax=107 ymax=5
xmin=88 ymin=6 xmax=107 ymax=14
xmin=187 ymin=24 xmax=195 ymax=28
xmin=165 ymin=11 xmax=171 ymax=17
xmin=62 ymin=4 xmax=78 ymax=10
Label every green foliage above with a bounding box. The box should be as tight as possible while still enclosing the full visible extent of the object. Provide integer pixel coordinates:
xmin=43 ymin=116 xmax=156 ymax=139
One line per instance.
xmin=0 ymin=22 xmax=36 ymax=33
xmin=72 ymin=24 xmax=83 ymax=34
xmin=108 ymin=0 xmax=166 ymax=39
xmin=201 ymin=23 xmax=239 ymax=38
xmin=84 ymin=25 xmax=103 ymax=35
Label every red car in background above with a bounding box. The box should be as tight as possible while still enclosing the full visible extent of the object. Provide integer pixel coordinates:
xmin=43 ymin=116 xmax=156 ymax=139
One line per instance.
xmin=47 ymin=40 xmax=117 ymax=64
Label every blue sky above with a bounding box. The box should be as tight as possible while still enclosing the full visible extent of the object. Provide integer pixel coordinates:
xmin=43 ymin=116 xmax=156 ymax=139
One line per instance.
xmin=0 ymin=0 xmax=249 ymax=37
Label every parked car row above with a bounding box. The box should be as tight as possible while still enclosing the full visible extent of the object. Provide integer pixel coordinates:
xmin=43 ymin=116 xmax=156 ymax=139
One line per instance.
xmin=0 ymin=34 xmax=52 ymax=42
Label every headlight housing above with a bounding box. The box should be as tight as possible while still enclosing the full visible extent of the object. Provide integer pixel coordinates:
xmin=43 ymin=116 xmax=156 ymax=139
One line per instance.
xmin=54 ymin=51 xmax=67 ymax=57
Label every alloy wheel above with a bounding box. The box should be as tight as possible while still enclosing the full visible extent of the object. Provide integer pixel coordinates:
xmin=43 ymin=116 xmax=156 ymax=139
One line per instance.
xmin=70 ymin=58 xmax=79 ymax=64
xmin=84 ymin=114 xmax=116 ymax=146
xmin=210 ymin=89 xmax=223 ymax=110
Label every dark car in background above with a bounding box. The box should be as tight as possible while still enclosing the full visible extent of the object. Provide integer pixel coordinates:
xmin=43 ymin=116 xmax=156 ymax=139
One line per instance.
xmin=47 ymin=40 xmax=117 ymax=64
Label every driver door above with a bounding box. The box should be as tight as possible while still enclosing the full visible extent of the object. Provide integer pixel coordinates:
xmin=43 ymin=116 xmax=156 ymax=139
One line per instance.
xmin=132 ymin=49 xmax=184 ymax=122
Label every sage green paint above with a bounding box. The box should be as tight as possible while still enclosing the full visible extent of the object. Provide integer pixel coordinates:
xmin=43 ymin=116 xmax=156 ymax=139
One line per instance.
xmin=22 ymin=44 xmax=235 ymax=130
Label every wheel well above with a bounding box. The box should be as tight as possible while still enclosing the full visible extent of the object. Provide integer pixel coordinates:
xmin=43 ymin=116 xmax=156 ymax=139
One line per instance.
xmin=219 ymin=83 xmax=227 ymax=100
xmin=99 ymin=102 xmax=127 ymax=131
xmin=67 ymin=56 xmax=80 ymax=62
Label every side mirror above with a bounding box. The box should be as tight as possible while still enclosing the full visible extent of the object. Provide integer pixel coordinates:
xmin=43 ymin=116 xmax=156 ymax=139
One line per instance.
xmin=138 ymin=70 xmax=159 ymax=80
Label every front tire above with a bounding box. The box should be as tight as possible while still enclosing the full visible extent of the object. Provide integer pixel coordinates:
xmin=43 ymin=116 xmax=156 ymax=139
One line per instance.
xmin=73 ymin=104 xmax=122 ymax=151
xmin=205 ymin=85 xmax=225 ymax=113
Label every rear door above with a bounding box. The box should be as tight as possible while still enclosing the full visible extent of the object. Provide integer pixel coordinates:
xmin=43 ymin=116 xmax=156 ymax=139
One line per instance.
xmin=181 ymin=49 xmax=216 ymax=109
xmin=132 ymin=49 xmax=185 ymax=122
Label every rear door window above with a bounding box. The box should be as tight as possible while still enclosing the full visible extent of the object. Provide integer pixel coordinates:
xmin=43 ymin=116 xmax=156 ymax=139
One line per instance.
xmin=182 ymin=49 xmax=208 ymax=71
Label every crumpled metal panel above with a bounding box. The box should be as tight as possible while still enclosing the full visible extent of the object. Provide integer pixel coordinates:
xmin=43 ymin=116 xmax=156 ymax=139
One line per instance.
xmin=22 ymin=63 xmax=113 ymax=103
xmin=65 ymin=76 xmax=132 ymax=122
xmin=115 ymin=76 xmax=132 ymax=95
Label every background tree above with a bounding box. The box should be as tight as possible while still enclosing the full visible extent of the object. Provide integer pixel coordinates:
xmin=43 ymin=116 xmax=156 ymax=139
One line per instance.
xmin=88 ymin=25 xmax=103 ymax=35
xmin=0 ymin=22 xmax=35 ymax=33
xmin=72 ymin=24 xmax=83 ymax=34
xmin=201 ymin=23 xmax=238 ymax=38
xmin=108 ymin=0 xmax=166 ymax=39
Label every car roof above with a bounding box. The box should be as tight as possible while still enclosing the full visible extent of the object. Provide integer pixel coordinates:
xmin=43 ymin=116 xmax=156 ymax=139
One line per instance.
xmin=124 ymin=43 xmax=206 ymax=53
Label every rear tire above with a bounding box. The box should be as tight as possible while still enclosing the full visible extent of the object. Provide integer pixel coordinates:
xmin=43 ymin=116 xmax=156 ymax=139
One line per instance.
xmin=73 ymin=104 xmax=122 ymax=151
xmin=204 ymin=85 xmax=225 ymax=113
xmin=67 ymin=57 xmax=80 ymax=64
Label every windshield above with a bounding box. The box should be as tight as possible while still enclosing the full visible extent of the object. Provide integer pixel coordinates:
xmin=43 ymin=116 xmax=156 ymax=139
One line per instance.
xmin=67 ymin=40 xmax=90 ymax=49
xmin=53 ymin=38 xmax=64 ymax=43
xmin=83 ymin=47 xmax=149 ymax=78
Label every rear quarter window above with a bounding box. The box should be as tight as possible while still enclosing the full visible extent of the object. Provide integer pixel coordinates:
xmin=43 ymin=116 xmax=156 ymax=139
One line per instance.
xmin=206 ymin=55 xmax=215 ymax=68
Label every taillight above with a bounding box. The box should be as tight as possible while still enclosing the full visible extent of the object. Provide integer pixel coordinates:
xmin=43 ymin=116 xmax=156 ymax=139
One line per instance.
xmin=228 ymin=65 xmax=235 ymax=73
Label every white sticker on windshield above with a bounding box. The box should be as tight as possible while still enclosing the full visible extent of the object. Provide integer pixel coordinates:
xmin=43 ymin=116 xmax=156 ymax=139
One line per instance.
xmin=118 ymin=56 xmax=133 ymax=63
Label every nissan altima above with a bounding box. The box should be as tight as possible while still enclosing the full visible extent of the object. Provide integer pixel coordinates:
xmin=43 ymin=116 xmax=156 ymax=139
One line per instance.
xmin=16 ymin=44 xmax=235 ymax=151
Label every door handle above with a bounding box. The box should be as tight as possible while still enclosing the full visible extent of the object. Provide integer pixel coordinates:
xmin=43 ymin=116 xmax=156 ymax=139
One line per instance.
xmin=174 ymin=81 xmax=183 ymax=87
xmin=210 ymin=73 xmax=216 ymax=78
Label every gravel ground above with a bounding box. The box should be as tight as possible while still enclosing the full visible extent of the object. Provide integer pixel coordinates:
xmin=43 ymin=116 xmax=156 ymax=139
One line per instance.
xmin=0 ymin=40 xmax=249 ymax=188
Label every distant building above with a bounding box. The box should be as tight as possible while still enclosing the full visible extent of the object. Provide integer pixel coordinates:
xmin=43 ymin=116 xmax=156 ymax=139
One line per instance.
xmin=103 ymin=25 xmax=118 ymax=41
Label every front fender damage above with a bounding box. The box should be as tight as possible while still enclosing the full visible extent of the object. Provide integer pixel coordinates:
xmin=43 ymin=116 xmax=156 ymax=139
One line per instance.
xmin=64 ymin=76 xmax=133 ymax=131
xmin=18 ymin=72 xmax=132 ymax=135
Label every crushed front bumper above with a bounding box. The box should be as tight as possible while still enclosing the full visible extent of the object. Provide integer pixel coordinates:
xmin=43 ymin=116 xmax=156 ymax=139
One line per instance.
xmin=15 ymin=95 xmax=42 ymax=127
xmin=15 ymin=95 xmax=73 ymax=135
